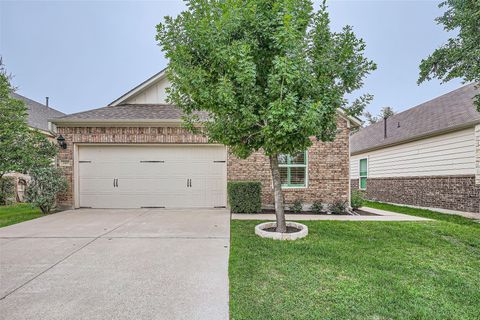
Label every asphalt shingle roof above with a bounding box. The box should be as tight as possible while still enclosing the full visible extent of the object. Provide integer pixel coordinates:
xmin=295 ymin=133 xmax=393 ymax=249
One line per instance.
xmin=54 ymin=104 xmax=208 ymax=122
xmin=351 ymin=83 xmax=480 ymax=155
xmin=11 ymin=92 xmax=65 ymax=131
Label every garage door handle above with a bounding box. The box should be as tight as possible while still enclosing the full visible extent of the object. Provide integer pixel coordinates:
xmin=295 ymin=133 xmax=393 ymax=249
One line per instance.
xmin=116 ymin=179 xmax=119 ymax=187
xmin=113 ymin=178 xmax=115 ymax=187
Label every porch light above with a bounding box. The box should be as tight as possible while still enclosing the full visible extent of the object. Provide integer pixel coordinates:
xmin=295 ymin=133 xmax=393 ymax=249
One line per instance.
xmin=57 ymin=135 xmax=67 ymax=149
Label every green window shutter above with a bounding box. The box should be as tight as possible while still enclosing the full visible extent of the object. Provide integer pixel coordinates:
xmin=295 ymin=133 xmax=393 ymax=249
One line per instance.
xmin=359 ymin=158 xmax=368 ymax=190
xmin=359 ymin=158 xmax=368 ymax=177
xmin=360 ymin=177 xmax=367 ymax=189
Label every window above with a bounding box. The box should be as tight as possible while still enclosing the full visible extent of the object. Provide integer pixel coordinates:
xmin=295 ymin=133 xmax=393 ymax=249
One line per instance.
xmin=359 ymin=158 xmax=368 ymax=190
xmin=278 ymin=151 xmax=307 ymax=188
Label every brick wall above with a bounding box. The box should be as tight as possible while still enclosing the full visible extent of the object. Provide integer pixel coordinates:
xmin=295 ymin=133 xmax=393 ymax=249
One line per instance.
xmin=351 ymin=175 xmax=480 ymax=213
xmin=57 ymin=118 xmax=351 ymax=209
xmin=228 ymin=118 xmax=351 ymax=207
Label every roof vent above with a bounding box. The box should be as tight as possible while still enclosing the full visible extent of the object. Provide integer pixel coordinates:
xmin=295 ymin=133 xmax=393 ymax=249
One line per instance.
xmin=45 ymin=97 xmax=49 ymax=107
xmin=383 ymin=117 xmax=388 ymax=139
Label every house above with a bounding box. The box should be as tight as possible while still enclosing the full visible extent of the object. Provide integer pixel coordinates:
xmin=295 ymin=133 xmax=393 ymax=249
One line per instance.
xmin=350 ymin=83 xmax=480 ymax=215
xmin=6 ymin=93 xmax=65 ymax=201
xmin=51 ymin=69 xmax=361 ymax=210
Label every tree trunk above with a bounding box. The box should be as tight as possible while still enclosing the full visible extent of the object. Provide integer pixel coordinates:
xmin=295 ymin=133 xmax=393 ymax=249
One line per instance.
xmin=269 ymin=154 xmax=287 ymax=233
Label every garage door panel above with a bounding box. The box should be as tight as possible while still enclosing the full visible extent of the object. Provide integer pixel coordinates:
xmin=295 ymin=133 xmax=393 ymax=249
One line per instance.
xmin=78 ymin=145 xmax=226 ymax=208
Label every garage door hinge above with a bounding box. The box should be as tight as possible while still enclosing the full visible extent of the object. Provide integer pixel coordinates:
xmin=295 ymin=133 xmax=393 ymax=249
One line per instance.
xmin=213 ymin=160 xmax=226 ymax=163
xmin=140 ymin=161 xmax=165 ymax=163
xmin=141 ymin=206 xmax=166 ymax=208
xmin=79 ymin=161 xmax=91 ymax=163
xmin=214 ymin=206 xmax=227 ymax=208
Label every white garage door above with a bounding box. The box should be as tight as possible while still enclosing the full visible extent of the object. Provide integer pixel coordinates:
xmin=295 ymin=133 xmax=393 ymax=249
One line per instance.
xmin=78 ymin=145 xmax=227 ymax=208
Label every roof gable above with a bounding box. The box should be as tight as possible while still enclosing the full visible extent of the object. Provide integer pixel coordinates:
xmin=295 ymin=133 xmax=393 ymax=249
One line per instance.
xmin=109 ymin=68 xmax=168 ymax=106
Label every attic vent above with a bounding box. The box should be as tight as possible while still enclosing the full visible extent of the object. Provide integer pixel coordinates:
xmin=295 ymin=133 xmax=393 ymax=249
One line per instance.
xmin=383 ymin=117 xmax=388 ymax=139
xmin=397 ymin=122 xmax=401 ymax=128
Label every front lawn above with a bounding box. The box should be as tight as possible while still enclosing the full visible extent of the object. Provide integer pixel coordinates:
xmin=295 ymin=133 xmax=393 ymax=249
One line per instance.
xmin=229 ymin=213 xmax=480 ymax=319
xmin=0 ymin=203 xmax=43 ymax=228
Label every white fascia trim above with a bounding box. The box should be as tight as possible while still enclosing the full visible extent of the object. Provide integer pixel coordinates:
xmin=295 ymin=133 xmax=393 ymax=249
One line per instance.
xmin=109 ymin=68 xmax=168 ymax=106
xmin=336 ymin=108 xmax=362 ymax=127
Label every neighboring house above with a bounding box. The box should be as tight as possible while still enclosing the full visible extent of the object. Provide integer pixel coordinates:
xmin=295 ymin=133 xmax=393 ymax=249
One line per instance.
xmin=350 ymin=83 xmax=480 ymax=214
xmin=6 ymin=93 xmax=65 ymax=201
xmin=51 ymin=69 xmax=361 ymax=210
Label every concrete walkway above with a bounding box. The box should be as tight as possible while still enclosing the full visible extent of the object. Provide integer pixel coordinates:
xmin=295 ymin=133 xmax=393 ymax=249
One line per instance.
xmin=0 ymin=208 xmax=230 ymax=320
xmin=232 ymin=206 xmax=431 ymax=221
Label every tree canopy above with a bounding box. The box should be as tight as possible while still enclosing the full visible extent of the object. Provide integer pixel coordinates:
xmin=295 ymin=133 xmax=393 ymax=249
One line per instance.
xmin=363 ymin=106 xmax=396 ymax=125
xmin=157 ymin=0 xmax=376 ymax=159
xmin=418 ymin=0 xmax=480 ymax=111
xmin=156 ymin=0 xmax=375 ymax=231
xmin=0 ymin=59 xmax=58 ymax=178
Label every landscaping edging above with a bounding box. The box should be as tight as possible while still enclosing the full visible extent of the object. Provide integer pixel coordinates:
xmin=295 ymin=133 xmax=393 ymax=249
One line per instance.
xmin=255 ymin=221 xmax=308 ymax=240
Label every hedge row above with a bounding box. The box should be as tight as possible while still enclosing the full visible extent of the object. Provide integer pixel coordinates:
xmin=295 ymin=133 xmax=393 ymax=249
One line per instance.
xmin=227 ymin=181 xmax=261 ymax=213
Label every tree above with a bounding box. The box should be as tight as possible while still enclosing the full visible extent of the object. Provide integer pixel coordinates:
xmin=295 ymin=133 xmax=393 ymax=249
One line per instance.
xmin=0 ymin=58 xmax=58 ymax=179
xmin=156 ymin=0 xmax=376 ymax=232
xmin=24 ymin=166 xmax=67 ymax=214
xmin=418 ymin=0 xmax=480 ymax=111
xmin=363 ymin=106 xmax=395 ymax=125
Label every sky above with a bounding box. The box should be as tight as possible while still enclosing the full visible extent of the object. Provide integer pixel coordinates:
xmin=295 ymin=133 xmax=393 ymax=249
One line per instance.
xmin=0 ymin=0 xmax=464 ymax=117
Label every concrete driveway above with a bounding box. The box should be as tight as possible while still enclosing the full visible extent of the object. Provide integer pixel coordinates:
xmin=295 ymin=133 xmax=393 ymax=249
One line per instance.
xmin=0 ymin=208 xmax=230 ymax=320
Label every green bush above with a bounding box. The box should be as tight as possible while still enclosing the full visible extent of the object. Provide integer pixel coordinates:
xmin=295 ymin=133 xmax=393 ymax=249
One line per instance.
xmin=310 ymin=200 xmax=324 ymax=214
xmin=289 ymin=198 xmax=303 ymax=213
xmin=350 ymin=190 xmax=365 ymax=209
xmin=0 ymin=176 xmax=15 ymax=205
xmin=25 ymin=166 xmax=67 ymax=214
xmin=228 ymin=181 xmax=262 ymax=213
xmin=328 ymin=200 xmax=348 ymax=215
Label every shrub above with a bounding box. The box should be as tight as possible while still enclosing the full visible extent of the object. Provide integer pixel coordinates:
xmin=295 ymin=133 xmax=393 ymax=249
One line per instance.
xmin=350 ymin=190 xmax=365 ymax=210
xmin=310 ymin=200 xmax=324 ymax=214
xmin=289 ymin=198 xmax=303 ymax=213
xmin=227 ymin=181 xmax=261 ymax=213
xmin=25 ymin=166 xmax=67 ymax=214
xmin=0 ymin=176 xmax=15 ymax=205
xmin=328 ymin=200 xmax=348 ymax=215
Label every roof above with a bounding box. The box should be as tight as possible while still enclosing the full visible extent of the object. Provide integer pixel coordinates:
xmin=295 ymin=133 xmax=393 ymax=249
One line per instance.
xmin=11 ymin=92 xmax=65 ymax=132
xmin=53 ymin=104 xmax=208 ymax=124
xmin=351 ymin=83 xmax=480 ymax=155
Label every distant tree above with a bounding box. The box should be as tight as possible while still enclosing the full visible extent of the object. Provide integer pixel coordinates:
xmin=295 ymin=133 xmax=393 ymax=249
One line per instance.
xmin=363 ymin=106 xmax=395 ymax=125
xmin=0 ymin=58 xmax=58 ymax=179
xmin=418 ymin=0 xmax=480 ymax=111
xmin=156 ymin=0 xmax=376 ymax=232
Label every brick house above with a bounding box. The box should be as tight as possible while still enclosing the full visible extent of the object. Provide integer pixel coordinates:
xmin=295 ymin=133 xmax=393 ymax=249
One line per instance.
xmin=350 ymin=83 xmax=480 ymax=214
xmin=51 ymin=70 xmax=360 ymax=210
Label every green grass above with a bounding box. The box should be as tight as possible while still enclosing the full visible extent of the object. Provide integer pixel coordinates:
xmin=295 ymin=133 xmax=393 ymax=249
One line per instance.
xmin=230 ymin=216 xmax=480 ymax=319
xmin=365 ymin=200 xmax=480 ymax=227
xmin=0 ymin=203 xmax=43 ymax=228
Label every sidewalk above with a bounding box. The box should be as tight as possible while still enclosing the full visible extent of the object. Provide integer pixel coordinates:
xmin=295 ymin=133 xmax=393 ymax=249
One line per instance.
xmin=231 ymin=206 xmax=431 ymax=221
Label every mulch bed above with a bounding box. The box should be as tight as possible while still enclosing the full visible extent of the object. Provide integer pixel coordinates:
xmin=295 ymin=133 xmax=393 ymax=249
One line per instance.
xmin=263 ymin=226 xmax=301 ymax=233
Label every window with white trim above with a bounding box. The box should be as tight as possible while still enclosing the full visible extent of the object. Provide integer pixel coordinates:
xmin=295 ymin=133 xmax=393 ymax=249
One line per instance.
xmin=359 ymin=158 xmax=368 ymax=190
xmin=278 ymin=151 xmax=307 ymax=188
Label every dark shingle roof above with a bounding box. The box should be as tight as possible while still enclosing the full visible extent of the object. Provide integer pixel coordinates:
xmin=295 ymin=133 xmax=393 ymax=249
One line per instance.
xmin=54 ymin=104 xmax=208 ymax=122
xmin=351 ymin=83 xmax=480 ymax=155
xmin=11 ymin=92 xmax=65 ymax=131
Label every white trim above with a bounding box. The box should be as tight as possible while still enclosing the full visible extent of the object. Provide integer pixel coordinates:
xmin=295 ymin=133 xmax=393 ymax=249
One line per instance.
xmin=109 ymin=69 xmax=168 ymax=106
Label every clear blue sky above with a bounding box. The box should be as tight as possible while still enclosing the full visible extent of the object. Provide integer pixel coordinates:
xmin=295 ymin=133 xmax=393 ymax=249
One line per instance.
xmin=0 ymin=0 xmax=464 ymax=117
